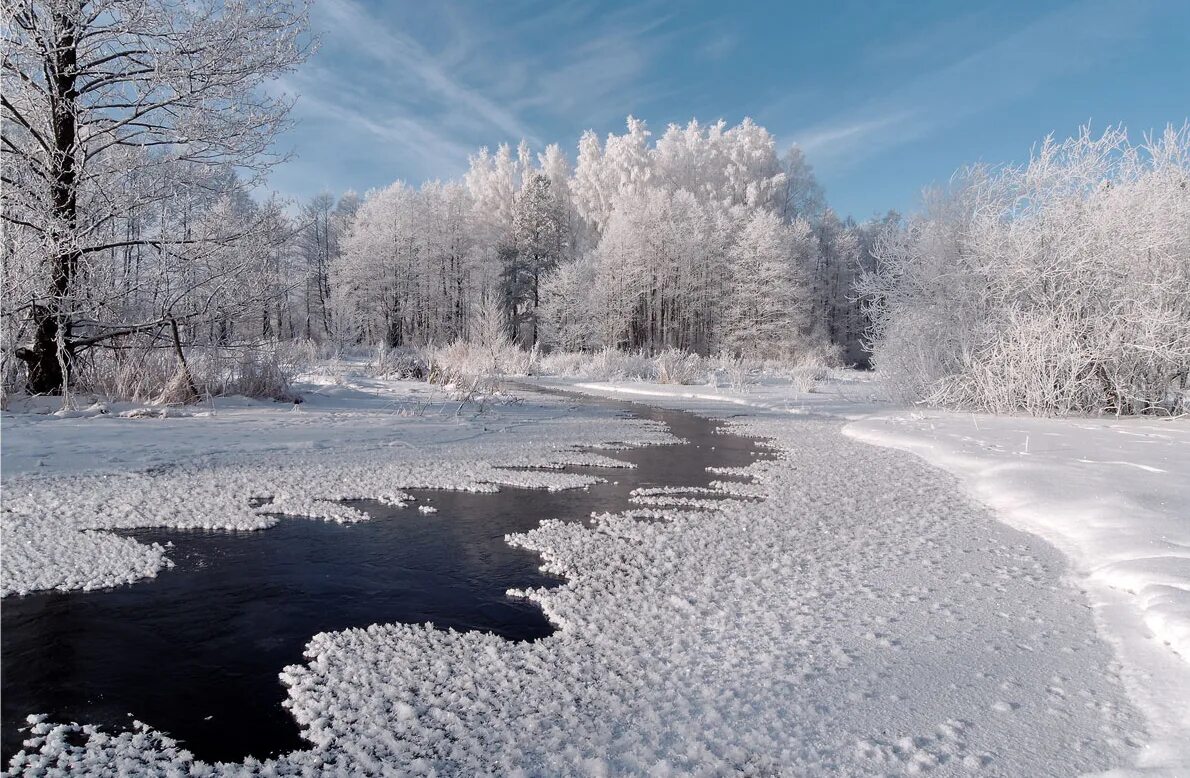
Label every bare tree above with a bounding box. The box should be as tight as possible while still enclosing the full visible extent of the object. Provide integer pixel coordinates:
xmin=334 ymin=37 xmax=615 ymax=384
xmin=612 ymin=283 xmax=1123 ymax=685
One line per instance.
xmin=2 ymin=0 xmax=310 ymax=393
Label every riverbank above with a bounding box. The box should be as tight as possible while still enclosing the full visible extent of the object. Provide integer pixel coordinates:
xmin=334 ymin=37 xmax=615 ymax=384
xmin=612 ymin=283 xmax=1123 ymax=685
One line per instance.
xmin=1 ymin=368 xmax=1182 ymax=774
xmin=562 ymin=377 xmax=1190 ymax=776
xmin=1 ymin=371 xmax=670 ymax=598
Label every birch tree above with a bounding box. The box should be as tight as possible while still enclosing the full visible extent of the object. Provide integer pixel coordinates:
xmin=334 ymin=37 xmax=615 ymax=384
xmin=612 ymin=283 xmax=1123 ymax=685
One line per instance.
xmin=723 ymin=210 xmax=814 ymax=357
xmin=2 ymin=0 xmax=309 ymax=393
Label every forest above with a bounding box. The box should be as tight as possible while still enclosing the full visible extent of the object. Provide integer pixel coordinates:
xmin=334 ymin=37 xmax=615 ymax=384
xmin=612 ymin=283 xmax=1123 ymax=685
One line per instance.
xmin=2 ymin=1 xmax=1187 ymax=416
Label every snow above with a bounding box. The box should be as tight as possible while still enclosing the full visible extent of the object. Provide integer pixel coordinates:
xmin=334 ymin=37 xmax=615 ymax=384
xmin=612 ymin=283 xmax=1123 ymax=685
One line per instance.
xmin=3 ymin=370 xmax=1184 ymax=775
xmin=554 ymin=376 xmax=1190 ymax=775
xmin=844 ymin=410 xmax=1190 ymax=774
xmin=0 ymin=369 xmax=670 ymax=597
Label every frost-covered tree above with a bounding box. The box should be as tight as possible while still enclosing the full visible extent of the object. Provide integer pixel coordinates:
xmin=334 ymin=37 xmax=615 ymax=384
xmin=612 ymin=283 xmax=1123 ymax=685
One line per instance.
xmin=571 ymin=117 xmax=654 ymax=238
xmin=509 ymin=172 xmax=566 ymax=344
xmin=808 ymin=210 xmax=856 ymax=350
xmin=842 ymin=210 xmax=901 ymax=365
xmin=859 ymin=125 xmax=1190 ymax=414
xmin=330 ymin=115 xmax=856 ymax=365
xmin=2 ymin=0 xmax=310 ymax=394
xmin=592 ymin=187 xmax=717 ymax=352
xmin=332 ymin=181 xmax=481 ymax=348
xmin=723 ymin=210 xmax=814 ymax=357
xmin=537 ymin=116 xmax=801 ymax=356
xmin=537 ymin=144 xmax=585 ymax=258
xmin=332 ymin=183 xmax=412 ymax=346
xmin=650 ymin=118 xmax=786 ymax=209
xmin=780 ymin=146 xmax=826 ymax=222
xmin=296 ymin=193 xmax=341 ymax=340
xmin=464 ymin=143 xmax=521 ymax=238
xmin=539 ymin=254 xmax=598 ymax=351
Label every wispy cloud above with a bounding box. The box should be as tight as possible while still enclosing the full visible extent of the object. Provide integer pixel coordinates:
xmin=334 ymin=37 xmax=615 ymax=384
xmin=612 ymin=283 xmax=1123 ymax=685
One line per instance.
xmin=521 ymin=24 xmax=667 ymax=124
xmin=785 ymin=0 xmax=1155 ymax=170
xmin=269 ymin=0 xmax=693 ymax=203
xmin=290 ymin=73 xmax=475 ymax=177
xmin=794 ymin=112 xmax=917 ymax=156
xmin=699 ymin=31 xmax=738 ymax=62
xmin=293 ymin=0 xmax=681 ymax=159
xmin=314 ymin=0 xmax=535 ymax=143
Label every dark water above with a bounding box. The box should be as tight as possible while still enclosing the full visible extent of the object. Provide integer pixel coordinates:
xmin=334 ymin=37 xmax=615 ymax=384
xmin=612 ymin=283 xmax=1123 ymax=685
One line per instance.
xmin=1 ymin=395 xmax=771 ymax=765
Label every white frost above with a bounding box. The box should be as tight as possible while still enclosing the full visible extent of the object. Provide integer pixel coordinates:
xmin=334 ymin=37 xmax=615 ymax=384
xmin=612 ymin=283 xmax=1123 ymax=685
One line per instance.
xmin=0 ymin=375 xmax=669 ymax=597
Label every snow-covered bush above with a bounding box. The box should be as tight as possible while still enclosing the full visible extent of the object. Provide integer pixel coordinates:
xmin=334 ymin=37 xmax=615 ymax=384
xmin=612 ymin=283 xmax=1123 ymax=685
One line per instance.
xmin=60 ymin=342 xmax=298 ymax=404
xmin=536 ymin=346 xmax=852 ymax=389
xmin=709 ymin=353 xmax=754 ymax=390
xmin=591 ymin=349 xmax=655 ymax=381
xmin=537 ymin=348 xmax=657 ymax=381
xmin=654 ymin=349 xmax=705 ymax=384
xmin=766 ymin=352 xmax=835 ymax=393
xmin=421 ymin=340 xmax=534 ymax=411
xmin=427 ymin=342 xmax=494 ymax=387
xmin=859 ymin=125 xmax=1190 ymax=415
xmin=535 ymin=350 xmax=589 ymax=377
xmin=81 ymin=346 xmax=182 ymax=403
xmin=217 ymin=349 xmax=302 ymax=404
xmin=425 ymin=300 xmax=540 ymax=389
xmin=370 ymin=344 xmax=429 ymax=380
xmin=787 ymin=366 xmax=822 ymax=394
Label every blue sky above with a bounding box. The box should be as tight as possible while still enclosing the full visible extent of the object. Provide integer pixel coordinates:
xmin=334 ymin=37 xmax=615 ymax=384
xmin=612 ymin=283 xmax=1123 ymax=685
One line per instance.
xmin=269 ymin=0 xmax=1190 ymax=220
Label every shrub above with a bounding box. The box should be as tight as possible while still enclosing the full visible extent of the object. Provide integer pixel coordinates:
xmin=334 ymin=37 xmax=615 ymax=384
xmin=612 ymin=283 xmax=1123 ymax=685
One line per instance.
xmin=537 ymin=348 xmax=656 ymax=381
xmin=859 ymin=125 xmax=1190 ymax=415
xmin=709 ymin=353 xmax=753 ymax=390
xmin=653 ymin=349 xmax=704 ymax=384
xmin=372 ymin=344 xmax=429 ymax=380
xmin=56 ymin=342 xmax=299 ymax=404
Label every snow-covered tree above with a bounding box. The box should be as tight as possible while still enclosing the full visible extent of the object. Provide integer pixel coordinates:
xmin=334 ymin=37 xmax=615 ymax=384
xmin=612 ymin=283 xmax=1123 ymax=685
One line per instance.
xmin=332 ymin=180 xmax=482 ymax=348
xmin=780 ymin=146 xmax=826 ymax=222
xmin=539 ymin=255 xmax=598 ymax=351
xmin=509 ymin=172 xmax=566 ymax=344
xmin=296 ymin=193 xmax=341 ymax=340
xmin=327 ymin=115 xmax=863 ymax=366
xmin=723 ymin=210 xmax=814 ymax=357
xmin=859 ymin=125 xmax=1190 ymax=414
xmin=2 ymin=0 xmax=310 ymax=394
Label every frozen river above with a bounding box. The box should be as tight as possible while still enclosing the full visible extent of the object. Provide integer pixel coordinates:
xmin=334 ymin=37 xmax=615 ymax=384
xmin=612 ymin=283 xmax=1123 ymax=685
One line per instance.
xmin=1 ymin=395 xmax=772 ymax=763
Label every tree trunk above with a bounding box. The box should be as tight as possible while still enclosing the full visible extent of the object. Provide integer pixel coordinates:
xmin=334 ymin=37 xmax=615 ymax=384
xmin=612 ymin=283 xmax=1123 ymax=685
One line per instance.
xmin=169 ymin=318 xmax=200 ymax=402
xmin=19 ymin=7 xmax=80 ymax=394
xmin=16 ymin=305 xmax=66 ymax=394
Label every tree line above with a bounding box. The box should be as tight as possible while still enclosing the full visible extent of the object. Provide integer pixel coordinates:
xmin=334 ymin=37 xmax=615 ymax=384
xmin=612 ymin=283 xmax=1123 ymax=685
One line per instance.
xmin=330 ymin=117 xmax=888 ymax=365
xmin=4 ymin=1 xmax=1185 ymax=415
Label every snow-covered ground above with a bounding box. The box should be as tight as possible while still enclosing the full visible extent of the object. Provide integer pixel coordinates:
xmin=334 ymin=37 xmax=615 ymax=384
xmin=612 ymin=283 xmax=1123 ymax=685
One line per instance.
xmin=0 ymin=368 xmax=672 ymax=597
xmin=3 ymin=368 xmax=1186 ymax=775
xmin=567 ymin=376 xmax=1190 ymax=775
xmin=845 ymin=410 xmax=1190 ymax=775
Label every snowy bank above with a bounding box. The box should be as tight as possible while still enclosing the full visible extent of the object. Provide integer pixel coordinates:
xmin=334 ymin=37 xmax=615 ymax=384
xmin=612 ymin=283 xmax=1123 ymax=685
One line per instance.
xmin=566 ymin=376 xmax=1190 ymax=775
xmin=844 ymin=411 xmax=1190 ymax=774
